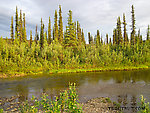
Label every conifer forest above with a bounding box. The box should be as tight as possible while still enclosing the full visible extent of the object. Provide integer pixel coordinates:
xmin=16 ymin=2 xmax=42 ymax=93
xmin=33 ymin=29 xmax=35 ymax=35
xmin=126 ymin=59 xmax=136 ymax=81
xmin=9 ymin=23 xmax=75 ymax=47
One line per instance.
xmin=0 ymin=5 xmax=150 ymax=76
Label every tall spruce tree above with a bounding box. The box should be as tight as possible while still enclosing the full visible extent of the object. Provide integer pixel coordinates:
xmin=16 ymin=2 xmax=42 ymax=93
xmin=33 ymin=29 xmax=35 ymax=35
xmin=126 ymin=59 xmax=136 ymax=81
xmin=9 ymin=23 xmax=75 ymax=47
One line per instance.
xmin=106 ymin=34 xmax=109 ymax=45
xmin=23 ymin=13 xmax=27 ymax=42
xmin=19 ymin=10 xmax=23 ymax=43
xmin=123 ymin=13 xmax=128 ymax=45
xmin=96 ymin=30 xmax=100 ymax=47
xmin=113 ymin=29 xmax=116 ymax=45
xmin=15 ymin=6 xmax=19 ymax=39
xmin=147 ymin=25 xmax=150 ymax=41
xmin=10 ymin=16 xmax=14 ymax=42
xmin=117 ymin=17 xmax=123 ymax=45
xmin=48 ymin=17 xmax=51 ymax=44
xmin=77 ymin=21 xmax=82 ymax=45
xmin=54 ymin=10 xmax=58 ymax=41
xmin=131 ymin=5 xmax=136 ymax=45
xmin=40 ymin=18 xmax=44 ymax=49
xmin=88 ymin=32 xmax=91 ymax=44
xmin=109 ymin=38 xmax=112 ymax=45
xmin=101 ymin=35 xmax=103 ymax=45
xmin=64 ymin=10 xmax=77 ymax=47
xmin=35 ymin=24 xmax=38 ymax=43
xmin=81 ymin=29 xmax=86 ymax=45
xmin=58 ymin=5 xmax=63 ymax=44
xmin=30 ymin=30 xmax=32 ymax=48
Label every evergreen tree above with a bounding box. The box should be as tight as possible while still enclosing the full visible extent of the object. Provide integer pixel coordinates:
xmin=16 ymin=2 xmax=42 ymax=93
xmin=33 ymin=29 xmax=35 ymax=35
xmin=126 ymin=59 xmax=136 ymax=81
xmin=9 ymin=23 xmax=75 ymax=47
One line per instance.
xmin=90 ymin=35 xmax=94 ymax=45
xmin=19 ymin=10 xmax=23 ymax=42
xmin=106 ymin=34 xmax=109 ymax=45
xmin=88 ymin=32 xmax=91 ymax=44
xmin=96 ymin=30 xmax=100 ymax=47
xmin=10 ymin=16 xmax=14 ymax=42
xmin=23 ymin=13 xmax=27 ymax=42
xmin=81 ymin=29 xmax=86 ymax=45
xmin=123 ymin=13 xmax=128 ymax=45
xmin=30 ymin=30 xmax=32 ymax=48
xmin=113 ymin=29 xmax=116 ymax=45
xmin=117 ymin=17 xmax=123 ymax=45
xmin=15 ymin=6 xmax=19 ymax=39
xmin=40 ymin=18 xmax=44 ymax=49
xmin=48 ymin=17 xmax=51 ymax=44
xmin=131 ymin=5 xmax=136 ymax=45
xmin=54 ymin=10 xmax=58 ymax=41
xmin=109 ymin=38 xmax=112 ymax=44
xmin=64 ymin=10 xmax=77 ymax=47
xmin=101 ymin=35 xmax=103 ymax=45
xmin=77 ymin=21 xmax=82 ymax=45
xmin=147 ymin=25 xmax=150 ymax=41
xmin=35 ymin=24 xmax=38 ymax=43
xmin=52 ymin=26 xmax=55 ymax=40
xmin=58 ymin=5 xmax=63 ymax=44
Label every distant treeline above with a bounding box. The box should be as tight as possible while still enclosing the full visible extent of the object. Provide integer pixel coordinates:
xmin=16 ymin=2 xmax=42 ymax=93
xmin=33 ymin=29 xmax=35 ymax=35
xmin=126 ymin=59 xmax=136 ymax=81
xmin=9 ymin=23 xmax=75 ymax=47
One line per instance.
xmin=0 ymin=5 xmax=149 ymax=74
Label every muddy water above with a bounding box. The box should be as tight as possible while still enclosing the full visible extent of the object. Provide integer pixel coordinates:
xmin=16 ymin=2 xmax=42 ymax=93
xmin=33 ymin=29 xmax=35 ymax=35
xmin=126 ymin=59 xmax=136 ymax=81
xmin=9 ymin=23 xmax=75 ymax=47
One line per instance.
xmin=0 ymin=69 xmax=150 ymax=112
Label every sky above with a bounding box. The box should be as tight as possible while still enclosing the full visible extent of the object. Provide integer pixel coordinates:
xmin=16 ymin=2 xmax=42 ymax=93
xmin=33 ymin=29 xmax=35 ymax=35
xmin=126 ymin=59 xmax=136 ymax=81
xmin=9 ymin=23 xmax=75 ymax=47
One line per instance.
xmin=0 ymin=0 xmax=150 ymax=42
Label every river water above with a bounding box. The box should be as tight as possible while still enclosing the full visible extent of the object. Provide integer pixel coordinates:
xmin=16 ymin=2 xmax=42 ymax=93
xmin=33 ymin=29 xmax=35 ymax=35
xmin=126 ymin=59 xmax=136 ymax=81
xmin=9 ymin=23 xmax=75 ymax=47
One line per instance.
xmin=0 ymin=69 xmax=150 ymax=112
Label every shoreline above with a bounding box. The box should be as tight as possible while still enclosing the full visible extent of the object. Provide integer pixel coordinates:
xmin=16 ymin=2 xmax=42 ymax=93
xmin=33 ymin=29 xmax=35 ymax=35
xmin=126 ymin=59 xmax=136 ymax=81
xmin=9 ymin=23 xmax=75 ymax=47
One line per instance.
xmin=0 ymin=65 xmax=149 ymax=79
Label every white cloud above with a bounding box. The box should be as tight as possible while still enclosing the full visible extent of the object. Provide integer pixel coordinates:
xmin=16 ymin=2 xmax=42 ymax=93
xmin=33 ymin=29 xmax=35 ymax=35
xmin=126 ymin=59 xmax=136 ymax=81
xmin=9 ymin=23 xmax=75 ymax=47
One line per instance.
xmin=0 ymin=0 xmax=149 ymax=41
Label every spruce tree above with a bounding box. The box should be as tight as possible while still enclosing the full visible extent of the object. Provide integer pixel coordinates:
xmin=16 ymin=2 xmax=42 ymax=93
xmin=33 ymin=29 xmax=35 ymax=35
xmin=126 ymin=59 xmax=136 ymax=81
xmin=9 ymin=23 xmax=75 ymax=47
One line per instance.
xmin=10 ymin=16 xmax=14 ymax=42
xmin=117 ymin=17 xmax=123 ymax=45
xmin=147 ymin=25 xmax=150 ymax=41
xmin=88 ymin=32 xmax=91 ymax=44
xmin=96 ymin=30 xmax=100 ymax=47
xmin=54 ymin=10 xmax=58 ymax=41
xmin=109 ymin=38 xmax=112 ymax=45
xmin=48 ymin=17 xmax=51 ymax=44
xmin=113 ymin=29 xmax=116 ymax=45
xmin=52 ymin=26 xmax=55 ymax=40
xmin=35 ymin=24 xmax=38 ymax=43
xmin=123 ymin=13 xmax=128 ymax=45
xmin=77 ymin=21 xmax=82 ymax=45
xmin=40 ymin=18 xmax=44 ymax=49
xmin=19 ymin=10 xmax=23 ymax=42
xmin=106 ymin=34 xmax=109 ymax=45
xmin=30 ymin=30 xmax=32 ymax=48
xmin=15 ymin=6 xmax=19 ymax=39
xmin=81 ymin=29 xmax=86 ymax=45
xmin=58 ymin=5 xmax=63 ymax=44
xmin=101 ymin=35 xmax=103 ymax=45
xmin=23 ymin=13 xmax=27 ymax=42
xmin=131 ymin=5 xmax=136 ymax=45
xmin=64 ymin=10 xmax=77 ymax=47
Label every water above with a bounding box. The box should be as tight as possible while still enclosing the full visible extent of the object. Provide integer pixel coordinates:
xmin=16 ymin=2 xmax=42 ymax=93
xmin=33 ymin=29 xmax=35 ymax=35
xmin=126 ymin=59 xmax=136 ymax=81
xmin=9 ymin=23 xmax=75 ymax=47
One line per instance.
xmin=0 ymin=69 xmax=150 ymax=112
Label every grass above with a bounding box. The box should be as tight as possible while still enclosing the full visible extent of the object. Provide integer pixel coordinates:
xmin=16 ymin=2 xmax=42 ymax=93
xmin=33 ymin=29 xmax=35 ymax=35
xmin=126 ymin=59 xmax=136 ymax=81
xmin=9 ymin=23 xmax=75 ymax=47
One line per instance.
xmin=0 ymin=65 xmax=149 ymax=78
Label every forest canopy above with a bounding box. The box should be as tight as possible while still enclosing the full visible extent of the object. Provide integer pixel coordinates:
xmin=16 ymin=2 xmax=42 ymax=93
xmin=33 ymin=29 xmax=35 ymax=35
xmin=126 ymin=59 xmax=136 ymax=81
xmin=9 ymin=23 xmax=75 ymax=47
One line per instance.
xmin=0 ymin=5 xmax=149 ymax=75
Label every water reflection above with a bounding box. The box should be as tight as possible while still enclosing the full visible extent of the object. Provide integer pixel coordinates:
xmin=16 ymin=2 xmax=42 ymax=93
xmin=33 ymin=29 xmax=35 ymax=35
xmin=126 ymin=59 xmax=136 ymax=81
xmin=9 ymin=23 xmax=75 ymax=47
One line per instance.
xmin=0 ymin=69 xmax=150 ymax=111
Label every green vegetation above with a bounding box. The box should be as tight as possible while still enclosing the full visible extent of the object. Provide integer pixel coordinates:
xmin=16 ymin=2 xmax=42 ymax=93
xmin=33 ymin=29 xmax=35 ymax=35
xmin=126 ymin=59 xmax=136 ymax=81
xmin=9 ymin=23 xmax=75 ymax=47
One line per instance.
xmin=139 ymin=95 xmax=150 ymax=113
xmin=9 ymin=83 xmax=82 ymax=113
xmin=0 ymin=5 xmax=150 ymax=77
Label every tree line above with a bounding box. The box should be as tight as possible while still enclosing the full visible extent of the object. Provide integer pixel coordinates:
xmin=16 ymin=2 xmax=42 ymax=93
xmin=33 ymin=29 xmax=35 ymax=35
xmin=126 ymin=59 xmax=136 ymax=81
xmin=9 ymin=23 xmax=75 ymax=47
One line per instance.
xmin=0 ymin=5 xmax=149 ymax=74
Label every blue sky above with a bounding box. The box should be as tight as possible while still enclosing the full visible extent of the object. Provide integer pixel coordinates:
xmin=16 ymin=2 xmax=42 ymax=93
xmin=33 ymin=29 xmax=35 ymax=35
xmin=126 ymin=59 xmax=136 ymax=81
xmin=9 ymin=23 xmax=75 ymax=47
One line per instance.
xmin=0 ymin=0 xmax=150 ymax=42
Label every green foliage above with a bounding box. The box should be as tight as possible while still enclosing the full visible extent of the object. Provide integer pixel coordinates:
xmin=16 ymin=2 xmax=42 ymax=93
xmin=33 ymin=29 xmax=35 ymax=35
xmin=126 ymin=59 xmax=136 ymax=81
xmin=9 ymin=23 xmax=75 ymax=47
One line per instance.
xmin=138 ymin=95 xmax=150 ymax=113
xmin=0 ymin=5 xmax=150 ymax=76
xmin=19 ymin=83 xmax=82 ymax=113
xmin=58 ymin=5 xmax=63 ymax=44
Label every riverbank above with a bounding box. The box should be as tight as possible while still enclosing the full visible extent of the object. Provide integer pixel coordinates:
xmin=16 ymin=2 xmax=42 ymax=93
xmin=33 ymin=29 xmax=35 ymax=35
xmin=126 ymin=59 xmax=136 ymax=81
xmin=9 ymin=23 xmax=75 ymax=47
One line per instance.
xmin=0 ymin=65 xmax=149 ymax=79
xmin=0 ymin=95 xmax=120 ymax=113
xmin=81 ymin=97 xmax=120 ymax=113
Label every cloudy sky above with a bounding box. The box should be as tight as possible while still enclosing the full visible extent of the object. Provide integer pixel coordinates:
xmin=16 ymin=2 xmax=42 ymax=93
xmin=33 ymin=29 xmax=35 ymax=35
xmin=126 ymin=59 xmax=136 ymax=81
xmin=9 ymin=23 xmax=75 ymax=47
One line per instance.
xmin=0 ymin=0 xmax=150 ymax=42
